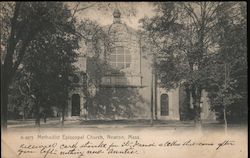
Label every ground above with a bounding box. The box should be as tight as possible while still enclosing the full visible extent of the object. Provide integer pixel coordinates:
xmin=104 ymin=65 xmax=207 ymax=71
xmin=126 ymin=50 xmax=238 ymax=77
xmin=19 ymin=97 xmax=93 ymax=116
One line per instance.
xmin=7 ymin=118 xmax=247 ymax=132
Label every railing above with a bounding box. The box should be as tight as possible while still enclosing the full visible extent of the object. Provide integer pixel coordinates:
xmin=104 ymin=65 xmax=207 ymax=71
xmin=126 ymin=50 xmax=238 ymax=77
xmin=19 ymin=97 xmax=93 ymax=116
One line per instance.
xmin=101 ymin=75 xmax=142 ymax=87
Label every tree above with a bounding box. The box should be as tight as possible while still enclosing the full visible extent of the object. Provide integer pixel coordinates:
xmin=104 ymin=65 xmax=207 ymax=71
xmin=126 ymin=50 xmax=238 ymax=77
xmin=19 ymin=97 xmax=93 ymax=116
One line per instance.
xmin=7 ymin=70 xmax=34 ymax=120
xmin=140 ymin=2 xmax=239 ymax=127
xmin=206 ymin=2 xmax=247 ymax=127
xmin=67 ymin=2 xmax=137 ymax=19
xmin=23 ymin=24 xmax=78 ymax=126
xmin=1 ymin=2 xmax=79 ymax=129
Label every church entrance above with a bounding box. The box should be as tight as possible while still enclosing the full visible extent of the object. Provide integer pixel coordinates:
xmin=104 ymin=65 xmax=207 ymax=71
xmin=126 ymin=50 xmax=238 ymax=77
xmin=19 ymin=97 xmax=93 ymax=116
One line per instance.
xmin=160 ymin=94 xmax=169 ymax=116
xmin=72 ymin=94 xmax=80 ymax=116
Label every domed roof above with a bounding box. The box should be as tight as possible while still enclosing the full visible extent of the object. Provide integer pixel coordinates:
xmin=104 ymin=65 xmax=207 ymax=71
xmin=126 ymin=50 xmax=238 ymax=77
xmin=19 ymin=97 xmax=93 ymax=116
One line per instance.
xmin=108 ymin=22 xmax=128 ymax=34
xmin=113 ymin=9 xmax=121 ymax=18
xmin=101 ymin=9 xmax=139 ymax=45
xmin=107 ymin=9 xmax=129 ymax=43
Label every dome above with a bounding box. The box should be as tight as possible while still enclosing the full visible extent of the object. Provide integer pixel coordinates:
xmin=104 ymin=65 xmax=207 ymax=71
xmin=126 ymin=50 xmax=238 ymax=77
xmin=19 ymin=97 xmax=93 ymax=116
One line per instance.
xmin=108 ymin=23 xmax=129 ymax=43
xmin=113 ymin=8 xmax=121 ymax=23
xmin=113 ymin=9 xmax=121 ymax=18
xmin=107 ymin=9 xmax=130 ymax=43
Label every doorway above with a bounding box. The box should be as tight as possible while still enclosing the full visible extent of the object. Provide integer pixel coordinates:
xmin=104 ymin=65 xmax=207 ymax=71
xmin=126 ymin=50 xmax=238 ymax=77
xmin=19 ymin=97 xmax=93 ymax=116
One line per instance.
xmin=160 ymin=94 xmax=169 ymax=116
xmin=72 ymin=94 xmax=80 ymax=116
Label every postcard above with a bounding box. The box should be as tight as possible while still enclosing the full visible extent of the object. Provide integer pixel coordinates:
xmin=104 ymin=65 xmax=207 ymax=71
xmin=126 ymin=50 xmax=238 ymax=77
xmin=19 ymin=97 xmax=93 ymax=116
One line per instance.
xmin=1 ymin=2 xmax=247 ymax=158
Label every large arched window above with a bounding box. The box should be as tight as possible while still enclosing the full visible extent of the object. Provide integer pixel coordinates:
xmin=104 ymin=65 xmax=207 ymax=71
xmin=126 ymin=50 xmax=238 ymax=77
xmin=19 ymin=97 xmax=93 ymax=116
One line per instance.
xmin=160 ymin=94 xmax=169 ymax=116
xmin=110 ymin=46 xmax=131 ymax=69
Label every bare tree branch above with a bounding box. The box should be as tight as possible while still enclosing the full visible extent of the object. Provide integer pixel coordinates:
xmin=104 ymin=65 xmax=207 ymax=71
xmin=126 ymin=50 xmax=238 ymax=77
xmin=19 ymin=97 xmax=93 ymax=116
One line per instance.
xmin=76 ymin=2 xmax=97 ymax=12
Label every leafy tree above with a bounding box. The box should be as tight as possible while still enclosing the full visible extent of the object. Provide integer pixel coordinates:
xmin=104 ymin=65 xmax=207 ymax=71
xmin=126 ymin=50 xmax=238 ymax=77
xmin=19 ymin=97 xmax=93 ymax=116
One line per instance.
xmin=1 ymin=2 xmax=79 ymax=128
xmin=24 ymin=25 xmax=78 ymax=126
xmin=140 ymin=2 xmax=247 ymax=127
xmin=206 ymin=2 xmax=247 ymax=126
xmin=7 ymin=70 xmax=34 ymax=120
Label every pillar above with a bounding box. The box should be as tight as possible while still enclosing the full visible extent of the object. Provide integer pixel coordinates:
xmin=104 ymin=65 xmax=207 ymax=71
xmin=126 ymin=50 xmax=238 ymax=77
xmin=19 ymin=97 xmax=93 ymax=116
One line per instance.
xmin=80 ymin=95 xmax=84 ymax=116
xmin=67 ymin=96 xmax=71 ymax=117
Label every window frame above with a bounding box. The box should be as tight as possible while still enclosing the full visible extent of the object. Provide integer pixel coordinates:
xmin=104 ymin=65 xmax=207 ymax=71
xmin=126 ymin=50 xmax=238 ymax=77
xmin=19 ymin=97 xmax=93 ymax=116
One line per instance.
xmin=109 ymin=46 xmax=131 ymax=70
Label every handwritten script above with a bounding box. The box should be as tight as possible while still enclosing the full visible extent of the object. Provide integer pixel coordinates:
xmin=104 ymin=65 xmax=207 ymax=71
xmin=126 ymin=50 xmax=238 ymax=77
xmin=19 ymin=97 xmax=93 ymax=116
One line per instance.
xmin=17 ymin=136 xmax=235 ymax=158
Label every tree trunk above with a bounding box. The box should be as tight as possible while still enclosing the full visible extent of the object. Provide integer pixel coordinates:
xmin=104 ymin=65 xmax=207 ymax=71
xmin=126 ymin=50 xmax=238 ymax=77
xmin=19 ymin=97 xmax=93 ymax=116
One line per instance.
xmin=191 ymin=86 xmax=202 ymax=130
xmin=24 ymin=108 xmax=27 ymax=120
xmin=61 ymin=104 xmax=65 ymax=126
xmin=150 ymin=68 xmax=154 ymax=126
xmin=35 ymin=101 xmax=40 ymax=127
xmin=35 ymin=114 xmax=40 ymax=127
xmin=194 ymin=97 xmax=202 ymax=129
xmin=154 ymin=72 xmax=158 ymax=120
xmin=1 ymin=83 xmax=9 ymax=130
xmin=224 ymin=63 xmax=228 ymax=134
xmin=23 ymin=105 xmax=27 ymax=121
xmin=1 ymin=3 xmax=22 ymax=130
xmin=223 ymin=106 xmax=228 ymax=134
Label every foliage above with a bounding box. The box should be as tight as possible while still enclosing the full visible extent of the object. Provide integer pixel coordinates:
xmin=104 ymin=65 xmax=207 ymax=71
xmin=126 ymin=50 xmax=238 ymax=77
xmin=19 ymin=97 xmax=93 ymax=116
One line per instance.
xmin=205 ymin=2 xmax=247 ymax=122
xmin=1 ymin=2 xmax=79 ymax=124
xmin=140 ymin=2 xmax=247 ymax=122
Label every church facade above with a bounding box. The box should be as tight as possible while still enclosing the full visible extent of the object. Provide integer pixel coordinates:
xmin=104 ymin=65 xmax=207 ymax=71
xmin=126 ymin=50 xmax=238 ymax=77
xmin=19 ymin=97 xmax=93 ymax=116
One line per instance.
xmin=66 ymin=9 xmax=215 ymax=121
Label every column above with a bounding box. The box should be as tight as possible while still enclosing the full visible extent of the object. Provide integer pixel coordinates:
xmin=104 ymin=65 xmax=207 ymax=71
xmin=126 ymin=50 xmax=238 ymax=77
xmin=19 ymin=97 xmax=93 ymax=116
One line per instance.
xmin=80 ymin=95 xmax=84 ymax=116
xmin=67 ymin=96 xmax=71 ymax=117
xmin=174 ymin=87 xmax=180 ymax=120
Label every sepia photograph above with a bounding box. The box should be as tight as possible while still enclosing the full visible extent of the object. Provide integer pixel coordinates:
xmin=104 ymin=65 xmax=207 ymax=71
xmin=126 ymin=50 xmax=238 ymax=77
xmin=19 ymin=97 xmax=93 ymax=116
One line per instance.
xmin=1 ymin=2 xmax=248 ymax=158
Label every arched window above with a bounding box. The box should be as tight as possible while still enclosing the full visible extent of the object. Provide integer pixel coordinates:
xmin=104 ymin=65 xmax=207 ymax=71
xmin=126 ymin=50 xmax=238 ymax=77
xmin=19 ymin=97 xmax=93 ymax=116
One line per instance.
xmin=71 ymin=94 xmax=80 ymax=116
xmin=160 ymin=94 xmax=169 ymax=116
xmin=109 ymin=46 xmax=131 ymax=69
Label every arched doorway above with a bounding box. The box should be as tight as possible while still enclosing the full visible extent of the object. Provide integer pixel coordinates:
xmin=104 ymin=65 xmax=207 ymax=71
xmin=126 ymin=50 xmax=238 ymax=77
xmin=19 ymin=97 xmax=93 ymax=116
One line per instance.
xmin=72 ymin=94 xmax=80 ymax=116
xmin=160 ymin=94 xmax=169 ymax=116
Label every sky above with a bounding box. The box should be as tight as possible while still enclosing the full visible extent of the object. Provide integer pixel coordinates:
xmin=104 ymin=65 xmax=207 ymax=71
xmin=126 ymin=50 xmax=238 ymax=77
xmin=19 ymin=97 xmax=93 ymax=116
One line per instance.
xmin=73 ymin=2 xmax=156 ymax=30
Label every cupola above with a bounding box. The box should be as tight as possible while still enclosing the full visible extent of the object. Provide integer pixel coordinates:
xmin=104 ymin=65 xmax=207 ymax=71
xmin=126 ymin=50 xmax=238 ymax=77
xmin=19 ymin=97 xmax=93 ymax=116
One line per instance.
xmin=113 ymin=9 xmax=121 ymax=23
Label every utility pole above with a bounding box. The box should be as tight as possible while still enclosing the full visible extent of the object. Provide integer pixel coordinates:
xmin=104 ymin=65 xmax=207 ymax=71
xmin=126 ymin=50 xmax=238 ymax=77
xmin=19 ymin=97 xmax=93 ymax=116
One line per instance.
xmin=150 ymin=67 xmax=154 ymax=126
xmin=154 ymin=56 xmax=158 ymax=121
xmin=150 ymin=54 xmax=156 ymax=126
xmin=223 ymin=62 xmax=228 ymax=134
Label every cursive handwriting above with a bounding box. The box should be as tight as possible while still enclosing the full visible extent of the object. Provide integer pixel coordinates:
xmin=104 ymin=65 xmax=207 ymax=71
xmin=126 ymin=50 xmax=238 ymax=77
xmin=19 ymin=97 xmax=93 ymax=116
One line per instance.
xmin=16 ymin=139 xmax=236 ymax=157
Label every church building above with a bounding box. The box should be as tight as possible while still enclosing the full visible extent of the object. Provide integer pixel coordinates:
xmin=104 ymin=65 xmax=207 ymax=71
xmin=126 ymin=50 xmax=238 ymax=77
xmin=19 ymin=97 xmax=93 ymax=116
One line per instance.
xmin=66 ymin=9 xmax=215 ymax=121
